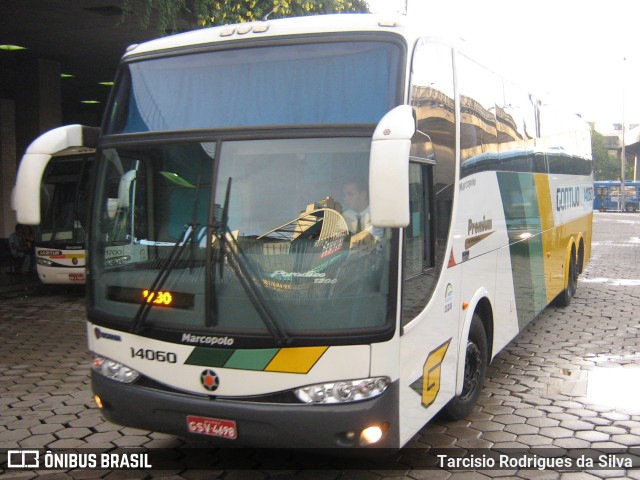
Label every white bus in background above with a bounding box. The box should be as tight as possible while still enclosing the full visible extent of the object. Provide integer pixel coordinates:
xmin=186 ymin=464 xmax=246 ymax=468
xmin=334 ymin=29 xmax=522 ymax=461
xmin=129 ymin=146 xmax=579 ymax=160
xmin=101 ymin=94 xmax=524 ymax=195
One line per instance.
xmin=13 ymin=14 xmax=593 ymax=449
xmin=14 ymin=126 xmax=99 ymax=284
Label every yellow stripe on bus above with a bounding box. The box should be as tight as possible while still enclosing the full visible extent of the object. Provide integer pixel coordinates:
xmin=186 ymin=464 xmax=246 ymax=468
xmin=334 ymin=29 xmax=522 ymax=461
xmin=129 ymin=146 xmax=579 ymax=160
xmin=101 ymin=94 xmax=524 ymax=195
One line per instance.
xmin=533 ymin=174 xmax=557 ymax=303
xmin=264 ymin=346 xmax=328 ymax=374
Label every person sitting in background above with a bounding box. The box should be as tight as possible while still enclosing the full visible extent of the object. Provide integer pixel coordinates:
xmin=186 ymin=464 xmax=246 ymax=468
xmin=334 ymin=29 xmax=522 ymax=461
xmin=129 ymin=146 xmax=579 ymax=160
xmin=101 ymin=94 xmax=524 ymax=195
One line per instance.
xmin=8 ymin=223 xmax=32 ymax=273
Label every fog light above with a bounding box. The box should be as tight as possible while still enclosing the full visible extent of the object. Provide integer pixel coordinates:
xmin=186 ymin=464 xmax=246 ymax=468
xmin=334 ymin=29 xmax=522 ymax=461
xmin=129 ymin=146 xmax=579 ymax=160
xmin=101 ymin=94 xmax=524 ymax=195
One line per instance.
xmin=94 ymin=395 xmax=104 ymax=409
xmin=359 ymin=423 xmax=388 ymax=446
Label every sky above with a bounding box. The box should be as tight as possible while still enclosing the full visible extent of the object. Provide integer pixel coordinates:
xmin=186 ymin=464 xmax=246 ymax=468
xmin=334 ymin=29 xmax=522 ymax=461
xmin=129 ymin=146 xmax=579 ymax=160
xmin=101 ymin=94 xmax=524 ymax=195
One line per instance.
xmin=368 ymin=0 xmax=640 ymax=132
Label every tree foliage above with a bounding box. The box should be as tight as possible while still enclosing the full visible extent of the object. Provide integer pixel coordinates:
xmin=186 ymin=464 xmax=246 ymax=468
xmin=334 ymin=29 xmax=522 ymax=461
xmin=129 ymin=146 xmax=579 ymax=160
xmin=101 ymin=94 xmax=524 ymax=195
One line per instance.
xmin=591 ymin=129 xmax=623 ymax=180
xmin=122 ymin=0 xmax=370 ymax=34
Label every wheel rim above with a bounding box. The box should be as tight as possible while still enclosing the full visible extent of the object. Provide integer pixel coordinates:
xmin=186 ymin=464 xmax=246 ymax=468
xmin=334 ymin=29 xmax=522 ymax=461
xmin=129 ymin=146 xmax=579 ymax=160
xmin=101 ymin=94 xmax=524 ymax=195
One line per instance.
xmin=460 ymin=341 xmax=482 ymax=401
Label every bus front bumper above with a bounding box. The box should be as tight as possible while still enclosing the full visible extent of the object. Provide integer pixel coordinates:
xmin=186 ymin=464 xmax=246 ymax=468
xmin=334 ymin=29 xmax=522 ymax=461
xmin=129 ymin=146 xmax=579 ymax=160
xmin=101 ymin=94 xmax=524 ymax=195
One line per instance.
xmin=37 ymin=265 xmax=85 ymax=284
xmin=92 ymin=373 xmax=400 ymax=449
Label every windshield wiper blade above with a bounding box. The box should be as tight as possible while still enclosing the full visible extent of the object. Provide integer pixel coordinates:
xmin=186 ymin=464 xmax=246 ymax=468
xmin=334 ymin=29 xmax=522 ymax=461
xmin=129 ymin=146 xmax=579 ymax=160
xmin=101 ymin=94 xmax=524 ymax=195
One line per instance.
xmin=130 ymin=223 xmax=197 ymax=333
xmin=207 ymin=177 xmax=291 ymax=345
xmin=129 ymin=172 xmax=205 ymax=333
xmin=223 ymin=232 xmax=291 ymax=346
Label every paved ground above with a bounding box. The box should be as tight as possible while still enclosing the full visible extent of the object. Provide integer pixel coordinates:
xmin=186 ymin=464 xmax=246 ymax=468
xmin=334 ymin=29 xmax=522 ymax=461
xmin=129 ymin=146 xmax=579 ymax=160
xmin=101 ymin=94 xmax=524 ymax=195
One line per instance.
xmin=1 ymin=211 xmax=640 ymax=479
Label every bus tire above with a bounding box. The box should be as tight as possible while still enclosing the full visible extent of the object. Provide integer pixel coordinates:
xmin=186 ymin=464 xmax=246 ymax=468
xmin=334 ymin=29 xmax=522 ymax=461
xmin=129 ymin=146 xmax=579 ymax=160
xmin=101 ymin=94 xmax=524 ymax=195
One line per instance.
xmin=444 ymin=314 xmax=488 ymax=420
xmin=556 ymin=249 xmax=577 ymax=307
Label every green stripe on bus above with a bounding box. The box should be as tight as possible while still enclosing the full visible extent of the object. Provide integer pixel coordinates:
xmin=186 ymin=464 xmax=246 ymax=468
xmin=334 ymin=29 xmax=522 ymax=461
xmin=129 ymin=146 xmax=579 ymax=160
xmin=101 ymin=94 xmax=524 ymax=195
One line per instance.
xmin=186 ymin=348 xmax=279 ymax=369
xmin=225 ymin=348 xmax=279 ymax=370
xmin=185 ymin=348 xmax=234 ymax=367
xmin=185 ymin=347 xmax=327 ymax=372
xmin=497 ymin=172 xmax=548 ymax=328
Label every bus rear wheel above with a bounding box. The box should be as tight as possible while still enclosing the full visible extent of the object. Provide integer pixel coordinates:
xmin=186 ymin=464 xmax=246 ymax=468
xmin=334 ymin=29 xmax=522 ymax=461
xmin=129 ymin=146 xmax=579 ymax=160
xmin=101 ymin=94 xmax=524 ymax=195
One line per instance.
xmin=444 ymin=314 xmax=488 ymax=420
xmin=556 ymin=249 xmax=577 ymax=307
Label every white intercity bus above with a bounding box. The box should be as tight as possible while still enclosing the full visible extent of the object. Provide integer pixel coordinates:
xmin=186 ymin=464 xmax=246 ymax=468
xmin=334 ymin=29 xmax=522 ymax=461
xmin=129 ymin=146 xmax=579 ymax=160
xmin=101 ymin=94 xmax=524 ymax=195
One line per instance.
xmin=14 ymin=126 xmax=98 ymax=284
xmin=14 ymin=14 xmax=592 ymax=448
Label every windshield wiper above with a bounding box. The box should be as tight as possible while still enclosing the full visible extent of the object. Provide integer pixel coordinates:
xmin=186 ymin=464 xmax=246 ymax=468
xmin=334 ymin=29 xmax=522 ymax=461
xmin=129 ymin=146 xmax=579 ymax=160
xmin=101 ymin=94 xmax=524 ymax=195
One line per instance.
xmin=130 ymin=178 xmax=201 ymax=334
xmin=224 ymin=233 xmax=292 ymax=345
xmin=207 ymin=178 xmax=291 ymax=345
xmin=130 ymin=222 xmax=197 ymax=333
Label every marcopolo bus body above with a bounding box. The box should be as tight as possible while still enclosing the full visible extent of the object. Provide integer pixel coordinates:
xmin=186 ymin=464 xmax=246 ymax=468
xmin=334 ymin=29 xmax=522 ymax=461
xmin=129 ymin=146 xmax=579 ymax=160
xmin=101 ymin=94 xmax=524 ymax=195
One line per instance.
xmin=14 ymin=126 xmax=98 ymax=284
xmin=13 ymin=14 xmax=593 ymax=448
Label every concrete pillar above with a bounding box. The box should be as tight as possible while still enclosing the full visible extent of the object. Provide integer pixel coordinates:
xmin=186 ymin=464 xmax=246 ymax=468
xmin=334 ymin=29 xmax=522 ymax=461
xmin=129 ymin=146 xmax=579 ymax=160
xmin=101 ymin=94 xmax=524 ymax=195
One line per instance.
xmin=1 ymin=58 xmax=61 ymax=237
xmin=0 ymin=99 xmax=17 ymax=237
xmin=15 ymin=58 xmax=62 ymax=160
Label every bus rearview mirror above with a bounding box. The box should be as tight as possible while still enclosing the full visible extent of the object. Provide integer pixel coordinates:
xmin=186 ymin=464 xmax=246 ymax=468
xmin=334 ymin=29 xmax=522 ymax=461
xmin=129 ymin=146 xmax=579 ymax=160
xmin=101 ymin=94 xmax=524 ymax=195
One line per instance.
xmin=369 ymin=105 xmax=415 ymax=228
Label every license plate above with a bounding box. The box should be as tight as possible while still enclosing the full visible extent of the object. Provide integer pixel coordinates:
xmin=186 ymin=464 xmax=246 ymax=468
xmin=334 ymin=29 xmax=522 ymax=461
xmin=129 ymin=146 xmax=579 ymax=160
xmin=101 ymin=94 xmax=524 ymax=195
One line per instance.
xmin=69 ymin=273 xmax=85 ymax=281
xmin=186 ymin=415 xmax=237 ymax=439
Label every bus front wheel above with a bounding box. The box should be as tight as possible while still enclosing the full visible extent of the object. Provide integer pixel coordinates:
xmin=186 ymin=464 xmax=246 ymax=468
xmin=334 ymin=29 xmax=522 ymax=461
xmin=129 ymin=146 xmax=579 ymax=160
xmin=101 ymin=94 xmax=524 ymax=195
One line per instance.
xmin=444 ymin=314 xmax=488 ymax=420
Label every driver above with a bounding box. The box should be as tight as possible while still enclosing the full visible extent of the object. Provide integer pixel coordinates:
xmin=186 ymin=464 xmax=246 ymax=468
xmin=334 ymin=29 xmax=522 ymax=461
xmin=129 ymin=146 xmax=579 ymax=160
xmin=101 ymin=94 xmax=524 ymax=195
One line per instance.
xmin=342 ymin=179 xmax=371 ymax=234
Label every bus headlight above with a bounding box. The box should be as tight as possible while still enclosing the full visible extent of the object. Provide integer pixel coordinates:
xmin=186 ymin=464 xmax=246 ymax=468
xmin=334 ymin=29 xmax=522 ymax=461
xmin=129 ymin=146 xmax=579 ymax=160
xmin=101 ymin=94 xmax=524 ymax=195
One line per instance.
xmin=91 ymin=355 xmax=140 ymax=383
xmin=36 ymin=258 xmax=54 ymax=266
xmin=105 ymin=255 xmax=131 ymax=267
xmin=295 ymin=377 xmax=390 ymax=404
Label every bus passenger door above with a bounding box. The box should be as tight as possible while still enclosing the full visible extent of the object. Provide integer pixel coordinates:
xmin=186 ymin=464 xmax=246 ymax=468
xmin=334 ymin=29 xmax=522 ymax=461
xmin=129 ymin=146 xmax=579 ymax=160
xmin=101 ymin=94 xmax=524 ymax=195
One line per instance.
xmin=402 ymin=162 xmax=436 ymax=321
xmin=396 ymin=39 xmax=459 ymax=445
xmin=397 ymin=158 xmax=461 ymax=445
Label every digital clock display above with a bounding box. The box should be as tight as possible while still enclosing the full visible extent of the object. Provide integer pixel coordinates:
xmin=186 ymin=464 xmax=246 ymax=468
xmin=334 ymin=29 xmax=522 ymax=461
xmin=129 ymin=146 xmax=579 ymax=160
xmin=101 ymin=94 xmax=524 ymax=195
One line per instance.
xmin=107 ymin=286 xmax=194 ymax=309
xmin=143 ymin=289 xmax=173 ymax=305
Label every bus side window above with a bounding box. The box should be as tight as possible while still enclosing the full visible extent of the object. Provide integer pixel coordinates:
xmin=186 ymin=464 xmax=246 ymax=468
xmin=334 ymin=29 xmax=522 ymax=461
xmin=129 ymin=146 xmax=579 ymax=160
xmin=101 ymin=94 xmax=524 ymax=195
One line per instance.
xmin=402 ymin=162 xmax=436 ymax=325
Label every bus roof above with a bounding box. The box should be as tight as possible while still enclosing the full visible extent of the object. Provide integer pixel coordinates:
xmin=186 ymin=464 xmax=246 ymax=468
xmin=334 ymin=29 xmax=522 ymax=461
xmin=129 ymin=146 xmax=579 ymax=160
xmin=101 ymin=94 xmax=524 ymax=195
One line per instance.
xmin=124 ymin=14 xmax=415 ymax=58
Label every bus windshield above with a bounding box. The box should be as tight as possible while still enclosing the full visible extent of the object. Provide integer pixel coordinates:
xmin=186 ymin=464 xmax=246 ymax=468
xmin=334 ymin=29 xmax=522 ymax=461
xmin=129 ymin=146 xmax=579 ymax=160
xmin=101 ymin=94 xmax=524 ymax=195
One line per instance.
xmin=105 ymin=40 xmax=401 ymax=134
xmin=39 ymin=153 xmax=92 ymax=245
xmin=90 ymin=137 xmax=395 ymax=343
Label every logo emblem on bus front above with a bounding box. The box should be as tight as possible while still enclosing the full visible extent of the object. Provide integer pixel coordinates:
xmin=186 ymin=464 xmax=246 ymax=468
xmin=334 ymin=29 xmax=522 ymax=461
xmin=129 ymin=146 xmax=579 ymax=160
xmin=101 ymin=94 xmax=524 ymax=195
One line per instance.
xmin=200 ymin=369 xmax=219 ymax=392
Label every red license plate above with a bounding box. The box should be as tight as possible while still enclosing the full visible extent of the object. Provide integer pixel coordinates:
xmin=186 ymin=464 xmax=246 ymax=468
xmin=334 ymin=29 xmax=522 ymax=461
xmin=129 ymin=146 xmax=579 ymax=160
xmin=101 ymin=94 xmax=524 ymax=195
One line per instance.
xmin=69 ymin=273 xmax=85 ymax=281
xmin=186 ymin=415 xmax=237 ymax=439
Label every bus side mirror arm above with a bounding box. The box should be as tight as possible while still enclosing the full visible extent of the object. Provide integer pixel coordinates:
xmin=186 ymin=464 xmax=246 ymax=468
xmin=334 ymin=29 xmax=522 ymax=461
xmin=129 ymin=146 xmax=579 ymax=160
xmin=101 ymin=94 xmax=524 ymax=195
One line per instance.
xmin=369 ymin=105 xmax=416 ymax=228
